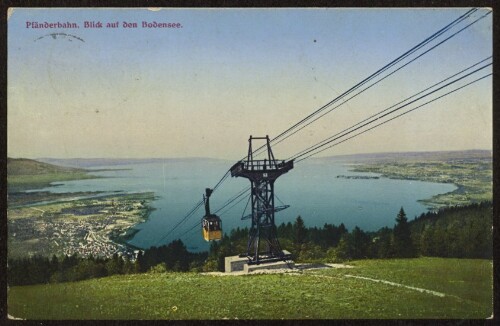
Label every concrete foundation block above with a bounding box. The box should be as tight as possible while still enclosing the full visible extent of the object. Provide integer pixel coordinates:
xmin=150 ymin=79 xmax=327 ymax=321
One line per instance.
xmin=224 ymin=250 xmax=293 ymax=273
xmin=224 ymin=255 xmax=248 ymax=273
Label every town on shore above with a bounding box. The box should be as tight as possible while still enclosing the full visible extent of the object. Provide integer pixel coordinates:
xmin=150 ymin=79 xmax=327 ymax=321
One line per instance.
xmin=8 ymin=192 xmax=154 ymax=260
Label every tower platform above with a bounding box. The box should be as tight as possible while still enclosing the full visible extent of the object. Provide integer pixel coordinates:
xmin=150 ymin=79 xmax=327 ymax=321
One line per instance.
xmin=224 ymin=250 xmax=293 ymax=273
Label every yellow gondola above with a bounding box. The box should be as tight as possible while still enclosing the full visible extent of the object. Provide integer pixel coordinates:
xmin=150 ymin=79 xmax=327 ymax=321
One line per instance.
xmin=202 ymin=215 xmax=222 ymax=241
xmin=201 ymin=188 xmax=222 ymax=241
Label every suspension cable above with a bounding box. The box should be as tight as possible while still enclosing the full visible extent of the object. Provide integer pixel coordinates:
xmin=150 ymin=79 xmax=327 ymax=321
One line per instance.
xmin=219 ymin=191 xmax=252 ymax=217
xmin=289 ymin=56 xmax=492 ymax=160
xmin=177 ymin=220 xmax=202 ymax=239
xmin=213 ymin=186 xmax=251 ymax=214
xmin=153 ymin=199 xmax=204 ymax=246
xmin=213 ymin=169 xmax=231 ymax=191
xmin=295 ymin=73 xmax=492 ymax=163
xmin=273 ymin=11 xmax=492 ymax=158
xmin=292 ymin=63 xmax=491 ymax=162
xmin=249 ymin=8 xmax=480 ymax=158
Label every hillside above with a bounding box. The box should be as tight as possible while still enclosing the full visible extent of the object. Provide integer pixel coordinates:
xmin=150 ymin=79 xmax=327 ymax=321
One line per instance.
xmin=7 ymin=158 xmax=87 ymax=175
xmin=36 ymin=157 xmax=228 ymax=168
xmin=7 ymin=258 xmax=492 ymax=319
xmin=7 ymin=158 xmax=96 ymax=193
xmin=320 ymin=150 xmax=492 ymax=163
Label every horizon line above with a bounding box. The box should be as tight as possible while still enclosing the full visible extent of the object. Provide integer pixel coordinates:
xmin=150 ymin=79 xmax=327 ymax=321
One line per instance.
xmin=6 ymin=148 xmax=493 ymax=161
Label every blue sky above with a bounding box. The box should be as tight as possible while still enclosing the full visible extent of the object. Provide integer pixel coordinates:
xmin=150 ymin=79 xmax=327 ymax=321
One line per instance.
xmin=8 ymin=8 xmax=492 ymax=159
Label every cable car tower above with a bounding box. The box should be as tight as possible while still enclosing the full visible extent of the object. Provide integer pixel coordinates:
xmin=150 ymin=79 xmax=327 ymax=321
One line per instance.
xmin=230 ymin=135 xmax=294 ymax=264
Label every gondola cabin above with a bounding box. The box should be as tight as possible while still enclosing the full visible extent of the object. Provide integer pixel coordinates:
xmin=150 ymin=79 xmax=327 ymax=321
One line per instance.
xmin=201 ymin=188 xmax=223 ymax=241
xmin=202 ymin=215 xmax=222 ymax=241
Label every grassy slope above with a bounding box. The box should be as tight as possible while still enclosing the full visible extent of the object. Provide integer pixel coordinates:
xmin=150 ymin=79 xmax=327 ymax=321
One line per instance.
xmin=8 ymin=258 xmax=492 ymax=320
xmin=7 ymin=158 xmax=97 ymax=192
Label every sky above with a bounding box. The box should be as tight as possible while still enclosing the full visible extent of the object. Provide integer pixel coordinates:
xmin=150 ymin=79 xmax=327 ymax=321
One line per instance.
xmin=7 ymin=8 xmax=493 ymax=160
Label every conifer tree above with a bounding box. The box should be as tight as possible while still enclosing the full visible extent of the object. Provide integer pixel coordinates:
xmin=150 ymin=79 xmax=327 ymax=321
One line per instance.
xmin=351 ymin=226 xmax=370 ymax=259
xmin=293 ymin=215 xmax=307 ymax=246
xmin=393 ymin=207 xmax=416 ymax=258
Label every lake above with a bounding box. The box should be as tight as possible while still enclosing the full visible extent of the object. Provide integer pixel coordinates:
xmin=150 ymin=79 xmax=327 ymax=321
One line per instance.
xmin=32 ymin=159 xmax=456 ymax=252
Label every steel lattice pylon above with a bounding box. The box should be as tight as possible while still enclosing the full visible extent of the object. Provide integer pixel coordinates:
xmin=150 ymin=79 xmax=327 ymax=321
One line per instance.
xmin=230 ymin=135 xmax=293 ymax=264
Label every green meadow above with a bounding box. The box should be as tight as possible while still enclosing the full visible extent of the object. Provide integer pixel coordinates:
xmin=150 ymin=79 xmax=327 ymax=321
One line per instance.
xmin=8 ymin=257 xmax=492 ymax=320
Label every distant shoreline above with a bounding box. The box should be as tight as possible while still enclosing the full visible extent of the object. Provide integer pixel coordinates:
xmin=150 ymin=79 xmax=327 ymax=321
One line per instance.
xmin=350 ymin=158 xmax=492 ymax=209
xmin=22 ymin=149 xmax=492 ymax=167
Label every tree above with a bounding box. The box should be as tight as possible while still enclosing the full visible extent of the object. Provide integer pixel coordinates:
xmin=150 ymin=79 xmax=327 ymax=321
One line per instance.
xmin=372 ymin=227 xmax=393 ymax=258
xmin=393 ymin=207 xmax=416 ymax=258
xmin=49 ymin=255 xmax=60 ymax=274
xmin=202 ymin=259 xmax=218 ymax=272
xmin=293 ymin=215 xmax=308 ymax=246
xmin=61 ymin=253 xmax=79 ymax=272
xmin=135 ymin=251 xmax=145 ymax=273
xmin=167 ymin=239 xmax=190 ymax=271
xmin=322 ymin=223 xmax=346 ymax=248
xmin=216 ymin=235 xmax=233 ymax=271
xmin=123 ymin=256 xmax=135 ymax=274
xmin=105 ymin=253 xmax=123 ymax=276
xmin=149 ymin=263 xmax=167 ymax=273
xmin=419 ymin=225 xmax=434 ymax=256
xmin=333 ymin=233 xmax=353 ymax=262
xmin=351 ymin=226 xmax=370 ymax=259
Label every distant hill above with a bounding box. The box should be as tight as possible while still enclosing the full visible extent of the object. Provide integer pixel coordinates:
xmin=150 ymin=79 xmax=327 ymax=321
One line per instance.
xmin=7 ymin=158 xmax=87 ymax=175
xmin=36 ymin=157 xmax=229 ymax=168
xmin=7 ymin=158 xmax=95 ymax=193
xmin=35 ymin=150 xmax=492 ymax=168
xmin=317 ymin=150 xmax=492 ymax=163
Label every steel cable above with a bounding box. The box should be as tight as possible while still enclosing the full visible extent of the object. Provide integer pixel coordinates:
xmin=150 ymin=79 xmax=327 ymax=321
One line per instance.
xmin=295 ymin=73 xmax=492 ymax=163
xmin=250 ymin=8 xmax=480 ymax=158
xmin=288 ymin=56 xmax=492 ymax=161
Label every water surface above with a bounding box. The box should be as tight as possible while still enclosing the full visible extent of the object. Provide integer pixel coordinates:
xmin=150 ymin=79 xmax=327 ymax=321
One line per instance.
xmin=32 ymin=159 xmax=456 ymax=252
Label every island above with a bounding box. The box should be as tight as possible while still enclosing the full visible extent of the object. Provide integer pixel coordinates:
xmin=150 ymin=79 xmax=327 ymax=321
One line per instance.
xmin=336 ymin=175 xmax=380 ymax=180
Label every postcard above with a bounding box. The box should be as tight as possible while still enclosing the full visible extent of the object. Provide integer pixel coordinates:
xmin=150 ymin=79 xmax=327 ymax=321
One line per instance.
xmin=6 ymin=7 xmax=493 ymax=320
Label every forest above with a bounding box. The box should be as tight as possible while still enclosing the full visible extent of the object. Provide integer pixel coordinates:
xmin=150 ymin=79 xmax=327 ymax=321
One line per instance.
xmin=7 ymin=201 xmax=492 ymax=285
xmin=205 ymin=201 xmax=492 ymax=271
